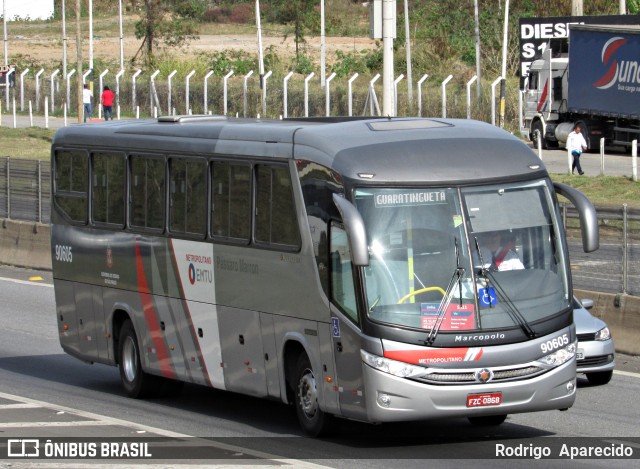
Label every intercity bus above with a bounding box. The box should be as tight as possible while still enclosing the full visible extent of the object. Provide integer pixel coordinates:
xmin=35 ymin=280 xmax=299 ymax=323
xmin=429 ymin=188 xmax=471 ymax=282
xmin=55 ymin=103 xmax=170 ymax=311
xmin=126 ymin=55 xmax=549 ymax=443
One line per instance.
xmin=51 ymin=116 xmax=599 ymax=436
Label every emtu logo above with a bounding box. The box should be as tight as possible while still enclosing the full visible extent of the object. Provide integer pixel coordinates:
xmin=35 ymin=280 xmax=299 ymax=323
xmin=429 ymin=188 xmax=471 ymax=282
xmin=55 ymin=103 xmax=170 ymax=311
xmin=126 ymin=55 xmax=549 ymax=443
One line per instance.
xmin=593 ymin=37 xmax=628 ymax=90
xmin=188 ymin=263 xmax=196 ymax=285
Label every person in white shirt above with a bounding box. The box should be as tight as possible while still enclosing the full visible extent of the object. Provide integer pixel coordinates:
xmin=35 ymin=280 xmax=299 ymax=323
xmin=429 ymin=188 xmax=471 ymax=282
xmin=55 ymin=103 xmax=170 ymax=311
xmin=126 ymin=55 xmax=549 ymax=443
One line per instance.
xmin=567 ymin=123 xmax=588 ymax=175
xmin=82 ymin=84 xmax=93 ymax=123
xmin=475 ymin=231 xmax=524 ymax=272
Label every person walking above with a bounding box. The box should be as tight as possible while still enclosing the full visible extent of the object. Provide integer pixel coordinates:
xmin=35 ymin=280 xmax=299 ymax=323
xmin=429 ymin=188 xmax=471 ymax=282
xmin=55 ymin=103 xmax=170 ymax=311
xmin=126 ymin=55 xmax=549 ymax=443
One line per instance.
xmin=82 ymin=84 xmax=93 ymax=123
xmin=567 ymin=123 xmax=588 ymax=175
xmin=101 ymin=85 xmax=116 ymax=121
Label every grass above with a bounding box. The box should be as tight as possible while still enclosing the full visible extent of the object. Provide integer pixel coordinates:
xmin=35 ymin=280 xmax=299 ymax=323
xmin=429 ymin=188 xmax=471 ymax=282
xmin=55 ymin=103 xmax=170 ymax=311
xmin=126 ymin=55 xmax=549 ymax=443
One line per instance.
xmin=550 ymin=174 xmax=640 ymax=209
xmin=0 ymin=127 xmax=54 ymax=160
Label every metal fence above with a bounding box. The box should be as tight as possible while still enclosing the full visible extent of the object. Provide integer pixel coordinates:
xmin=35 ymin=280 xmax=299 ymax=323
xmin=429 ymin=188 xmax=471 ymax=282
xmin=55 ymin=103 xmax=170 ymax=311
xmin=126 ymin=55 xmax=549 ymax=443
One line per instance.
xmin=0 ymin=157 xmax=50 ymax=223
xmin=0 ymin=157 xmax=637 ymax=296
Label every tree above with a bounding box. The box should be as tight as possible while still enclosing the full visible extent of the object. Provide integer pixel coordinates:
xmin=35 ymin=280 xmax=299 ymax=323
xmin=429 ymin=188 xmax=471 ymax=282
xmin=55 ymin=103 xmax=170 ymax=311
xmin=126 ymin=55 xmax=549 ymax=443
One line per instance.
xmin=269 ymin=1 xmax=317 ymax=60
xmin=133 ymin=0 xmax=200 ymax=65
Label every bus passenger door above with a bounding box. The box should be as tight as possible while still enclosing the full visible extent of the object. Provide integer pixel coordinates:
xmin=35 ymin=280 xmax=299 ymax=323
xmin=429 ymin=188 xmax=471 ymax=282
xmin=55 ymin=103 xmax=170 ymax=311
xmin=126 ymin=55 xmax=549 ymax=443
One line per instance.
xmin=329 ymin=224 xmax=367 ymax=421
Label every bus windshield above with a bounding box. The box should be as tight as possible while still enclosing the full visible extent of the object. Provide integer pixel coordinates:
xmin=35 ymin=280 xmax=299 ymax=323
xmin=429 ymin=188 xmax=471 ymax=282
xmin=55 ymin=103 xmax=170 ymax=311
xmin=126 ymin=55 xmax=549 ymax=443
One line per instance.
xmin=355 ymin=180 xmax=569 ymax=333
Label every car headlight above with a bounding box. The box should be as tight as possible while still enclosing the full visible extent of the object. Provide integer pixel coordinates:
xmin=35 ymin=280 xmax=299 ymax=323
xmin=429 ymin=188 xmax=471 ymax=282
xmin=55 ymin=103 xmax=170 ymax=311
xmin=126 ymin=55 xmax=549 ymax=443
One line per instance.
xmin=539 ymin=342 xmax=577 ymax=367
xmin=594 ymin=326 xmax=611 ymax=341
xmin=361 ymin=350 xmax=426 ymax=378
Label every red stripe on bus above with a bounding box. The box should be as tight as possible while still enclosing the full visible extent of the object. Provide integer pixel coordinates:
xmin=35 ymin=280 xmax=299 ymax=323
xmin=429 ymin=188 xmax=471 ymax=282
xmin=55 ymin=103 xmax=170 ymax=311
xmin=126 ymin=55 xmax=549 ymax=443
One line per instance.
xmin=135 ymin=240 xmax=176 ymax=379
xmin=384 ymin=348 xmax=482 ymax=365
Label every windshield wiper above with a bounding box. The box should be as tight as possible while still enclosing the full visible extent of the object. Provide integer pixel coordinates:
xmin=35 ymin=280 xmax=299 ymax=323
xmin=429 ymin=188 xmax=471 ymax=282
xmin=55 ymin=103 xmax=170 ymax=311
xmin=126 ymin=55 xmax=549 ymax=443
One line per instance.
xmin=424 ymin=238 xmax=465 ymax=346
xmin=473 ymin=236 xmax=536 ymax=339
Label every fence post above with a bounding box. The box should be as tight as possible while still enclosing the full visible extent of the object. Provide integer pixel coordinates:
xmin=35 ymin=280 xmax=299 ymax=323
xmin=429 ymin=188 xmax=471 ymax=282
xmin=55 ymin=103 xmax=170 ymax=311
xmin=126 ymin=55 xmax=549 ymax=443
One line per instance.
xmin=5 ymin=69 xmax=14 ymax=111
xmin=466 ymin=75 xmax=477 ymax=119
xmin=115 ymin=69 xmax=125 ymax=115
xmin=368 ymin=74 xmax=381 ymax=116
xmin=65 ymin=69 xmax=76 ymax=113
xmin=185 ymin=70 xmax=195 ymax=115
xmin=6 ymin=157 xmax=10 ymax=219
xmin=283 ymin=71 xmax=294 ymax=119
xmin=304 ymin=72 xmax=315 ymax=117
xmin=20 ymin=68 xmax=29 ymax=112
xmin=44 ymin=96 xmax=49 ymax=129
xmin=204 ymin=70 xmax=214 ymax=115
xmin=491 ymin=76 xmax=502 ymax=126
xmin=38 ymin=160 xmax=42 ymax=223
xmin=50 ymin=69 xmax=60 ymax=112
xmin=348 ymin=73 xmax=359 ymax=117
xmin=325 ymin=72 xmax=336 ymax=117
xmin=262 ymin=70 xmax=272 ymax=117
xmin=393 ymin=74 xmax=404 ymax=117
xmin=600 ymin=138 xmax=605 ymax=176
xmin=132 ymin=69 xmax=142 ymax=113
xmin=417 ymin=74 xmax=428 ymax=117
xmin=243 ymin=70 xmax=254 ymax=118
xmin=223 ymin=70 xmax=234 ymax=116
xmin=83 ymin=69 xmax=92 ymax=84
xmin=35 ymin=69 xmax=44 ymax=112
xmin=632 ymin=139 xmax=638 ymax=182
xmin=536 ymin=130 xmax=543 ymax=160
xmin=167 ymin=70 xmax=177 ymax=116
xmin=623 ymin=203 xmax=628 ymax=295
xmin=150 ymin=70 xmax=160 ymax=115
xmin=441 ymin=74 xmax=453 ymax=118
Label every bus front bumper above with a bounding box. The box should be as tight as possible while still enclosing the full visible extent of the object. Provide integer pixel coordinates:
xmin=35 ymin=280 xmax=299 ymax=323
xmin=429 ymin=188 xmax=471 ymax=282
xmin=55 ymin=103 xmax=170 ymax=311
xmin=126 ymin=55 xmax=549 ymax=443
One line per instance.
xmin=361 ymin=359 xmax=576 ymax=423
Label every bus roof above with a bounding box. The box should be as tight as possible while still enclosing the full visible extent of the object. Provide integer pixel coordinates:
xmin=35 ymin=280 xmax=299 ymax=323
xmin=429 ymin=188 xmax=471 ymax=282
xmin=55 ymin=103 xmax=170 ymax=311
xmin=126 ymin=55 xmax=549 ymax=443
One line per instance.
xmin=52 ymin=116 xmax=547 ymax=184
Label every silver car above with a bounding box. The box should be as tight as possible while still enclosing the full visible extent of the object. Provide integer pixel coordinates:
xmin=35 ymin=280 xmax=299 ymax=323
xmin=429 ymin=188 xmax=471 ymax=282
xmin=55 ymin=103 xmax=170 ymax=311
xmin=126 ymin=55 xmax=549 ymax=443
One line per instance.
xmin=573 ymin=297 xmax=615 ymax=385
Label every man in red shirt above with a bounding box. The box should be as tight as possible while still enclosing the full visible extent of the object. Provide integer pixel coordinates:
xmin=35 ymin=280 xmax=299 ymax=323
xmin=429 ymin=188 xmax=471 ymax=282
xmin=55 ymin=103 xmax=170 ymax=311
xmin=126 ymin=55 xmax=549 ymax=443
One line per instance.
xmin=101 ymin=85 xmax=116 ymax=121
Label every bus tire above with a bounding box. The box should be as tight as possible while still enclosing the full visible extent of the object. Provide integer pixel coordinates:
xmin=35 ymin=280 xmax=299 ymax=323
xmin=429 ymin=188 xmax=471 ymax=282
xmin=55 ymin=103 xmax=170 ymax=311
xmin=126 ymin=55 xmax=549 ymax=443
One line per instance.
xmin=118 ymin=319 xmax=157 ymax=398
xmin=468 ymin=414 xmax=507 ymax=426
xmin=293 ymin=353 xmax=334 ymax=437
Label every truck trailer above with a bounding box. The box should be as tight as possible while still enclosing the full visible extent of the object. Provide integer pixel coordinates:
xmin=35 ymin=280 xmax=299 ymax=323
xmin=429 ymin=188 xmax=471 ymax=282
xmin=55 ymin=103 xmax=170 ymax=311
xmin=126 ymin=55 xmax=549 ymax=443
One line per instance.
xmin=523 ymin=24 xmax=640 ymax=151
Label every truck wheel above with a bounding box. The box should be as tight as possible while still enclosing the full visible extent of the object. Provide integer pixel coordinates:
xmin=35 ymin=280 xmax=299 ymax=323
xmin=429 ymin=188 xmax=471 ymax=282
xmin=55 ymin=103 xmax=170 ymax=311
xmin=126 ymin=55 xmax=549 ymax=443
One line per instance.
xmin=118 ymin=319 xmax=158 ymax=398
xmin=293 ymin=353 xmax=334 ymax=437
xmin=531 ymin=121 xmax=546 ymax=149
xmin=468 ymin=414 xmax=507 ymax=426
xmin=586 ymin=370 xmax=612 ymax=386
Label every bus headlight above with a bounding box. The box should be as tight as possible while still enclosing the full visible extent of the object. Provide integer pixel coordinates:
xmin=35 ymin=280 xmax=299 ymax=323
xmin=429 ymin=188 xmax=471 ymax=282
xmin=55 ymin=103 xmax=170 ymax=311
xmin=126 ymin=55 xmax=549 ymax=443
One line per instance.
xmin=361 ymin=350 xmax=425 ymax=378
xmin=539 ymin=342 xmax=577 ymax=367
xmin=594 ymin=327 xmax=611 ymax=341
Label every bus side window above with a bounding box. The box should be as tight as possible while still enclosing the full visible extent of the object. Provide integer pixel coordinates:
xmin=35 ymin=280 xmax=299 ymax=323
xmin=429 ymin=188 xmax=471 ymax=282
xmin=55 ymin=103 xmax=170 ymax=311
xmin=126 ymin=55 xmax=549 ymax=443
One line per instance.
xmin=92 ymin=152 xmax=125 ymax=226
xmin=255 ymin=164 xmax=300 ymax=248
xmin=211 ymin=161 xmax=251 ymax=242
xmin=169 ymin=158 xmax=206 ymax=236
xmin=330 ymin=223 xmax=358 ymax=323
xmin=54 ymin=150 xmax=88 ymax=223
xmin=130 ymin=155 xmax=165 ymax=231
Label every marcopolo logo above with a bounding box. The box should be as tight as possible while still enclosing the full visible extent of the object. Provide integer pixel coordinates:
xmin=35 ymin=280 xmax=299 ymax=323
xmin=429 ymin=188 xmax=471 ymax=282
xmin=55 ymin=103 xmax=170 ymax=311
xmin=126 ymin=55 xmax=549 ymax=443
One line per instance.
xmin=593 ymin=36 xmax=640 ymax=90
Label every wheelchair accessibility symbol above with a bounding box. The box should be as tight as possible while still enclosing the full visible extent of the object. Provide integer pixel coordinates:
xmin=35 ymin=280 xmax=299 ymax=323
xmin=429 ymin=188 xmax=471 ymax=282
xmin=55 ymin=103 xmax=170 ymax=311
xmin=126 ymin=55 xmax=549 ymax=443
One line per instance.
xmin=479 ymin=287 xmax=498 ymax=306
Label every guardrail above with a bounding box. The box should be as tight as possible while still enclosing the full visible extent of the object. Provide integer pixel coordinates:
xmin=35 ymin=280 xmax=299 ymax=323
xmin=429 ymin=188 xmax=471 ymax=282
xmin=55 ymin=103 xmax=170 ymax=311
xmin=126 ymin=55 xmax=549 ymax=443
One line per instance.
xmin=0 ymin=157 xmax=637 ymax=296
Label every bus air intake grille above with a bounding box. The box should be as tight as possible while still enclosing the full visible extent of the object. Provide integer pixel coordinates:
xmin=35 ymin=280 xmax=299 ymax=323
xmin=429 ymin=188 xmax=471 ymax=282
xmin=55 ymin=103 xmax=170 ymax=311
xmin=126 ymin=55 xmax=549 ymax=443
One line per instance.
xmin=412 ymin=366 xmax=545 ymax=385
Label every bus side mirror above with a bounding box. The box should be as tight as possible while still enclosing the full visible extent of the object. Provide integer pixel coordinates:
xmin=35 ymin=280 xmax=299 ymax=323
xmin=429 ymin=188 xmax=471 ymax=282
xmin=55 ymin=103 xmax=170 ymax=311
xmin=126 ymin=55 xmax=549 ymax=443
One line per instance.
xmin=332 ymin=194 xmax=369 ymax=266
xmin=553 ymin=182 xmax=599 ymax=252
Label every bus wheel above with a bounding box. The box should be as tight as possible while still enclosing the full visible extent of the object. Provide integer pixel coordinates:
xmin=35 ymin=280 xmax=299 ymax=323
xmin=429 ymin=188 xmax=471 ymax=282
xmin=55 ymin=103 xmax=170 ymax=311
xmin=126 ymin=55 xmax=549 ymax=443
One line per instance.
xmin=468 ymin=414 xmax=507 ymax=426
xmin=118 ymin=319 xmax=155 ymax=398
xmin=294 ymin=354 xmax=333 ymax=437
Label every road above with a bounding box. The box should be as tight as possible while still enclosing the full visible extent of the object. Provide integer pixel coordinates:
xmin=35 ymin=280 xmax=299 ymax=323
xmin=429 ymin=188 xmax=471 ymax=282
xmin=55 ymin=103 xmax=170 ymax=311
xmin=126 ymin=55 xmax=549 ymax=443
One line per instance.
xmin=0 ymin=266 xmax=639 ymax=467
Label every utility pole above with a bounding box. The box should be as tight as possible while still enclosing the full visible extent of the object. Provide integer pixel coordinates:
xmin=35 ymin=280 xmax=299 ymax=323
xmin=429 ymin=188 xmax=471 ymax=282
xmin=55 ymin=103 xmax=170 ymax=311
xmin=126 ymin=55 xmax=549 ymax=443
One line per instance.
xmin=3 ymin=0 xmax=7 ymax=65
xmin=404 ymin=0 xmax=412 ymax=110
xmin=620 ymin=0 xmax=627 ymax=14
xmin=571 ymin=0 xmax=583 ymax=16
xmin=382 ymin=0 xmax=395 ymax=116
xmin=498 ymin=0 xmax=509 ymax=128
xmin=75 ymin=0 xmax=83 ymax=123
xmin=474 ymin=0 xmax=481 ymax=98
xmin=320 ymin=0 xmax=325 ymax=88
xmin=255 ymin=0 xmax=264 ymax=94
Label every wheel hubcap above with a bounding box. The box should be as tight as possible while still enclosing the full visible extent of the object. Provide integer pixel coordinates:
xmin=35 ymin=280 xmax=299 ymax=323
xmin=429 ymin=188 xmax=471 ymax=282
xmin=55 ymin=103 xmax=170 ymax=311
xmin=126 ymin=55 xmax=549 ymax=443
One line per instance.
xmin=298 ymin=368 xmax=318 ymax=419
xmin=122 ymin=336 xmax=138 ymax=383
